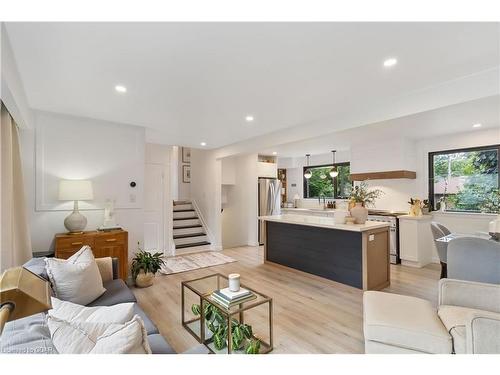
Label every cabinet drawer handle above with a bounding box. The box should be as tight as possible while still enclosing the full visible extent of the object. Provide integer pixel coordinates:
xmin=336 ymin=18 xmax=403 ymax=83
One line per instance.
xmin=106 ymin=238 xmax=117 ymax=242
xmin=71 ymin=241 xmax=83 ymax=246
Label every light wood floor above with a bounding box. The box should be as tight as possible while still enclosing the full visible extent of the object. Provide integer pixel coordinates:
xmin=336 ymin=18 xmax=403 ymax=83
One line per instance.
xmin=132 ymin=246 xmax=440 ymax=354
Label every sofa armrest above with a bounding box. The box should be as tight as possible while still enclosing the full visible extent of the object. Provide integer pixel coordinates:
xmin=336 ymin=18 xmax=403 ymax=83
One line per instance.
xmin=438 ymin=279 xmax=500 ymax=313
xmin=95 ymin=257 xmax=119 ymax=282
xmin=466 ymin=312 xmax=500 ymax=354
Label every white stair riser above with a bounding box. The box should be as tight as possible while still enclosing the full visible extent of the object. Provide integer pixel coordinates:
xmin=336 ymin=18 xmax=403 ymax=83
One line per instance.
xmin=173 ymin=226 xmax=204 ymax=236
xmin=173 ymin=211 xmax=197 ymax=219
xmin=173 ymin=218 xmax=200 ymax=227
xmin=174 ymin=235 xmax=208 ymax=246
xmin=173 ymin=204 xmax=193 ymax=211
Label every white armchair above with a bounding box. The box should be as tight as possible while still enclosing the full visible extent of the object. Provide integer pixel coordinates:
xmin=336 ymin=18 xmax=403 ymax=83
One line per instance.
xmin=438 ymin=279 xmax=500 ymax=354
xmin=363 ymin=278 xmax=500 ymax=354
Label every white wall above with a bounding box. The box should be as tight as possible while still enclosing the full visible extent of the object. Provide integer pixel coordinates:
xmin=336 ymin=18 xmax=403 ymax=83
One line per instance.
xmin=221 ymin=154 xmax=259 ymax=248
xmin=190 ymin=148 xmax=222 ymax=250
xmin=178 ymin=147 xmax=191 ymax=200
xmin=19 ymin=111 xmax=146 ymax=261
xmin=170 ymin=146 xmax=179 ymax=201
xmin=1 ymin=23 xmax=33 ymax=129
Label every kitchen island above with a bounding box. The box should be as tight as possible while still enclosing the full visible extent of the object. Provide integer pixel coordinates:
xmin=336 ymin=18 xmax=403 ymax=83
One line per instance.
xmin=259 ymin=214 xmax=390 ymax=290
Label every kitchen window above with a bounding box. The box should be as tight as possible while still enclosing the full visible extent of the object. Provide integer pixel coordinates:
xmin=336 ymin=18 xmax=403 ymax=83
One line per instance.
xmin=429 ymin=145 xmax=499 ymax=213
xmin=303 ymin=163 xmax=351 ymax=199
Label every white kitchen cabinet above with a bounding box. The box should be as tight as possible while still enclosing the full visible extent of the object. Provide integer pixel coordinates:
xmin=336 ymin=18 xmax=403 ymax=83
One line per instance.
xmin=257 ymin=161 xmax=277 ymax=178
xmin=398 ymin=215 xmax=435 ymax=268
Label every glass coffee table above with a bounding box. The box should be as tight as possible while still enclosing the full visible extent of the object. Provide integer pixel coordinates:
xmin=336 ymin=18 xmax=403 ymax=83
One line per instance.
xmin=181 ymin=273 xmax=273 ymax=354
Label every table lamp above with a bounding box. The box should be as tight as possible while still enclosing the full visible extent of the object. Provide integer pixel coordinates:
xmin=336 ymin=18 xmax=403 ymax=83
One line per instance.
xmin=0 ymin=267 xmax=52 ymax=334
xmin=59 ymin=179 xmax=93 ymax=234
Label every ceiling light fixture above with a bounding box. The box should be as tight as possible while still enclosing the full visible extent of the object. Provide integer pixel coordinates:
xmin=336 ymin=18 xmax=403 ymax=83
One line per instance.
xmin=200 ymin=142 xmax=207 ymax=146
xmin=304 ymin=154 xmax=312 ymax=179
xmin=272 ymin=151 xmax=277 ymax=155
xmin=245 ymin=115 xmax=254 ymax=122
xmin=330 ymin=150 xmax=339 ymax=178
xmin=472 ymin=123 xmax=482 ymax=128
xmin=114 ymin=85 xmax=127 ymax=93
xmin=383 ymin=58 xmax=398 ymax=67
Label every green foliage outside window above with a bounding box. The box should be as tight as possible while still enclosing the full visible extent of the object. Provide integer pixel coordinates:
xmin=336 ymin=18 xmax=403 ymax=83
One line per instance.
xmin=432 ymin=148 xmax=499 ymax=213
xmin=304 ymin=164 xmax=351 ymax=199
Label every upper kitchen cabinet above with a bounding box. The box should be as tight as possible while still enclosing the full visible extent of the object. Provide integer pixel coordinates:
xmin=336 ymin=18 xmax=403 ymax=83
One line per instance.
xmin=257 ymin=155 xmax=278 ymax=178
xmin=350 ymin=138 xmax=417 ymax=180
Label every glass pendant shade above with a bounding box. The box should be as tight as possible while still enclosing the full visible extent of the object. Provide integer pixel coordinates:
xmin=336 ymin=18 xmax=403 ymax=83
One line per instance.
xmin=320 ymin=172 xmax=327 ymax=179
xmin=329 ymin=150 xmax=338 ymax=178
xmin=304 ymin=154 xmax=312 ymax=179
xmin=329 ymin=168 xmax=338 ymax=178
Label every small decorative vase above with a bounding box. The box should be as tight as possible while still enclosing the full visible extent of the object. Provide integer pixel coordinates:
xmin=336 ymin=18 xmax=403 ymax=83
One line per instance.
xmin=135 ymin=270 xmax=155 ymax=288
xmin=228 ymin=273 xmax=240 ymax=292
xmin=409 ymin=201 xmax=422 ymax=217
xmin=350 ymin=202 xmax=368 ymax=224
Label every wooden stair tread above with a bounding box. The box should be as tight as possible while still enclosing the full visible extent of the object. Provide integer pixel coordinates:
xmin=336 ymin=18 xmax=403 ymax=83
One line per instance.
xmin=173 ymin=232 xmax=206 ymax=239
xmin=173 ymin=217 xmax=198 ymax=221
xmin=175 ymin=241 xmax=211 ymax=249
xmin=173 ymin=224 xmax=203 ymax=229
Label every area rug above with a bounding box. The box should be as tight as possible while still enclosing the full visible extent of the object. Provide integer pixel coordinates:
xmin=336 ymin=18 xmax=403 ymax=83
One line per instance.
xmin=159 ymin=251 xmax=236 ymax=275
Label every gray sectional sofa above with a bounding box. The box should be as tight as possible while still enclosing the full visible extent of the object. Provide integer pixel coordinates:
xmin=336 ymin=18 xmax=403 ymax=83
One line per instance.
xmin=1 ymin=257 xmax=206 ymax=354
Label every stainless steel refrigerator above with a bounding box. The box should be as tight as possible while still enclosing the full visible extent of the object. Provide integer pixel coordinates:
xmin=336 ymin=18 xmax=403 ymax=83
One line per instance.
xmin=258 ymin=178 xmax=282 ymax=245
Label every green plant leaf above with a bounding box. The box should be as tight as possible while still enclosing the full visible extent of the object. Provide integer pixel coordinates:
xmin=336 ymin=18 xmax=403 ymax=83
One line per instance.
xmin=213 ymin=332 xmax=226 ymax=351
xmin=241 ymin=324 xmax=253 ymax=339
xmin=191 ymin=304 xmax=201 ymax=316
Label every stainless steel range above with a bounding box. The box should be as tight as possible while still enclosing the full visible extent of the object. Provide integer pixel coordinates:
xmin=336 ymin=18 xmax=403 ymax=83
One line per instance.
xmin=368 ymin=210 xmax=407 ymax=264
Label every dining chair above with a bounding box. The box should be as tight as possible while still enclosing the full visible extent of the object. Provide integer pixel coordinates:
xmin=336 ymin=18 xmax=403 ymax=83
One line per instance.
xmin=431 ymin=222 xmax=448 ymax=278
xmin=436 ymin=222 xmax=451 ymax=236
xmin=447 ymin=237 xmax=500 ymax=284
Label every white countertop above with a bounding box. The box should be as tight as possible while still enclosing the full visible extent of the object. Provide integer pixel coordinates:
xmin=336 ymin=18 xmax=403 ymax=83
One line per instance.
xmin=259 ymin=214 xmax=390 ymax=232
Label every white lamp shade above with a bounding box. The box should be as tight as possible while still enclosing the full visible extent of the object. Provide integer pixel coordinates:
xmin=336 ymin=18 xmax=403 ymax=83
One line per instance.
xmin=59 ymin=180 xmax=94 ymax=201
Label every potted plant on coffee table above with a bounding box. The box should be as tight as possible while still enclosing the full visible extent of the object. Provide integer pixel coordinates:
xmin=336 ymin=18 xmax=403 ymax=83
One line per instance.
xmin=348 ymin=181 xmax=383 ymax=224
xmin=131 ymin=243 xmax=165 ymax=288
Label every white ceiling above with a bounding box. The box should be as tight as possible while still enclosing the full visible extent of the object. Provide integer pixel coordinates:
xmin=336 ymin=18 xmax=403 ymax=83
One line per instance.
xmin=4 ymin=22 xmax=500 ymax=148
xmin=261 ymin=95 xmax=500 ymax=158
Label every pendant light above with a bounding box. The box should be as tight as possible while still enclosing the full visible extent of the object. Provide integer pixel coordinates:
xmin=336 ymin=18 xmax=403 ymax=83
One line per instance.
xmin=304 ymin=154 xmax=312 ymax=179
xmin=329 ymin=150 xmax=339 ymax=178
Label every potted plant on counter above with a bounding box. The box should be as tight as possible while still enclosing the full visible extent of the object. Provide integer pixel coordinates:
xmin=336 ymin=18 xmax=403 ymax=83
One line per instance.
xmin=131 ymin=243 xmax=165 ymax=288
xmin=348 ymin=182 xmax=383 ymax=224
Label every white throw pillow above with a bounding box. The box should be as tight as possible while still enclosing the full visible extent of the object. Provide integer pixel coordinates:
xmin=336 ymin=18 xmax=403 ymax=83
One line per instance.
xmin=49 ymin=297 xmax=134 ymax=324
xmin=47 ymin=314 xmax=152 ymax=354
xmin=45 ymin=246 xmax=106 ymax=305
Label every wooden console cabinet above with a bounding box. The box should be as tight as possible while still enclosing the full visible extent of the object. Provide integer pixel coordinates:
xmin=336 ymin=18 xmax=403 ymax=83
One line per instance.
xmin=55 ymin=230 xmax=128 ymax=279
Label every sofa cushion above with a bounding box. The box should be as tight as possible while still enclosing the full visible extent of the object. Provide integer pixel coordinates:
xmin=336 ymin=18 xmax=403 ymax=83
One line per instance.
xmin=363 ymin=291 xmax=452 ymax=354
xmin=87 ymin=279 xmax=137 ymax=306
xmin=133 ymin=304 xmax=159 ymax=335
xmin=23 ymin=257 xmax=49 ymax=281
xmin=50 ymin=297 xmax=135 ymax=325
xmin=47 ymin=314 xmax=151 ymax=354
xmin=0 ymin=313 xmax=57 ymax=354
xmin=147 ymin=334 xmax=176 ymax=354
xmin=45 ymin=246 xmax=106 ymax=305
xmin=438 ymin=305 xmax=499 ymax=354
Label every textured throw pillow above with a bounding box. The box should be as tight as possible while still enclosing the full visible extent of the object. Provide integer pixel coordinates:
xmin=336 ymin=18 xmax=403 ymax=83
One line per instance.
xmin=49 ymin=297 xmax=134 ymax=324
xmin=45 ymin=246 xmax=106 ymax=305
xmin=47 ymin=315 xmax=152 ymax=354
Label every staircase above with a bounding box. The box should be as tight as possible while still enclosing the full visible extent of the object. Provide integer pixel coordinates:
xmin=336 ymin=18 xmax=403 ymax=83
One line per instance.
xmin=173 ymin=200 xmax=211 ymax=253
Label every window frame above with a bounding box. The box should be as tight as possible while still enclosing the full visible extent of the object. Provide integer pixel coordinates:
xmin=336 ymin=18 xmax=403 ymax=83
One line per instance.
xmin=303 ymin=162 xmax=351 ymax=199
xmin=428 ymin=144 xmax=500 ymax=212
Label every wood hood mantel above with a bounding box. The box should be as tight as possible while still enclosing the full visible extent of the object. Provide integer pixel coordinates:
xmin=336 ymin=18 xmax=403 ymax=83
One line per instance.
xmin=350 ymin=170 xmax=416 ymax=181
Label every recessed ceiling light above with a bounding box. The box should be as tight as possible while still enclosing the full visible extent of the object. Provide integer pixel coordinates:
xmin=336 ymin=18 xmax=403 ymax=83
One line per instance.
xmin=115 ymin=85 xmax=127 ymax=93
xmin=472 ymin=123 xmax=482 ymax=128
xmin=245 ymin=115 xmax=254 ymax=122
xmin=200 ymin=142 xmax=207 ymax=146
xmin=272 ymin=151 xmax=278 ymax=155
xmin=383 ymin=58 xmax=398 ymax=67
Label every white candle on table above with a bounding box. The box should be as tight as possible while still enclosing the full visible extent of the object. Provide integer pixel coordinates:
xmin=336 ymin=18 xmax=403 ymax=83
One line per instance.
xmin=228 ymin=273 xmax=240 ymax=292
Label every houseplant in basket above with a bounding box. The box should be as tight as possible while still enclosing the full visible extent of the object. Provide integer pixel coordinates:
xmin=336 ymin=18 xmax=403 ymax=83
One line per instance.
xmin=348 ymin=182 xmax=383 ymax=224
xmin=131 ymin=243 xmax=165 ymax=288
